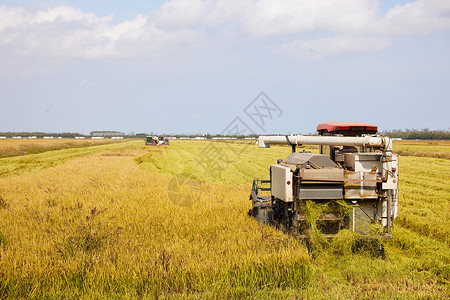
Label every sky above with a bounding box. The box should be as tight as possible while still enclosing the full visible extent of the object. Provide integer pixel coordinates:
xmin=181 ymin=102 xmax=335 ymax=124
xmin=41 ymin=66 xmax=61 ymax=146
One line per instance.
xmin=0 ymin=0 xmax=449 ymax=135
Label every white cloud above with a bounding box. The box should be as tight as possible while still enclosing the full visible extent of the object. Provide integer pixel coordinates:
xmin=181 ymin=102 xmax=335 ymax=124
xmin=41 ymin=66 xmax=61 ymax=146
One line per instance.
xmin=0 ymin=4 xmax=200 ymax=62
xmin=154 ymin=0 xmax=380 ymax=35
xmin=0 ymin=0 xmax=449 ymax=68
xmin=0 ymin=6 xmax=112 ymax=31
xmin=242 ymin=0 xmax=380 ymax=37
xmin=155 ymin=0 xmax=216 ymax=27
xmin=104 ymin=14 xmax=148 ymax=40
xmin=154 ymin=0 xmax=254 ymax=28
xmin=151 ymin=0 xmax=450 ymax=61
xmin=154 ymin=0 xmax=450 ymax=36
xmin=381 ymin=0 xmax=450 ymax=34
xmin=275 ymin=36 xmax=391 ymax=60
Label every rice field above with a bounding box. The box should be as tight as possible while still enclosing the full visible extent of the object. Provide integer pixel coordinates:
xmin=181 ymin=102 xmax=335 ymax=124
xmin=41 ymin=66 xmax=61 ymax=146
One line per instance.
xmin=0 ymin=138 xmax=124 ymax=158
xmin=394 ymin=139 xmax=450 ymax=159
xmin=0 ymin=140 xmax=448 ymax=298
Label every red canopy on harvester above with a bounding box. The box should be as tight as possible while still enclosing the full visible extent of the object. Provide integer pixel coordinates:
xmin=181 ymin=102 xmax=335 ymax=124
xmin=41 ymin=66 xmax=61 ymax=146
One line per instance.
xmin=316 ymin=121 xmax=378 ymax=133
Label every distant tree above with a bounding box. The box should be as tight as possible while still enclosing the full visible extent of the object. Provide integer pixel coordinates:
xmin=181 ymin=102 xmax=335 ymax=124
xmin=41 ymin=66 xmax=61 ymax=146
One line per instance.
xmin=382 ymin=129 xmax=450 ymax=140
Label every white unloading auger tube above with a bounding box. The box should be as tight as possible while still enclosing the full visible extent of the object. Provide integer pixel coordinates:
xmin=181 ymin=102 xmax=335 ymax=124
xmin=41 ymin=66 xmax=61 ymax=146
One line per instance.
xmin=257 ymin=135 xmax=392 ymax=151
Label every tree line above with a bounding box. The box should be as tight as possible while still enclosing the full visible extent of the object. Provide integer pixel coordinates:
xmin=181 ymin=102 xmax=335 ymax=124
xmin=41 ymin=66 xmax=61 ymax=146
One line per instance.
xmin=1 ymin=129 xmax=449 ymax=140
xmin=382 ymin=129 xmax=450 ymax=140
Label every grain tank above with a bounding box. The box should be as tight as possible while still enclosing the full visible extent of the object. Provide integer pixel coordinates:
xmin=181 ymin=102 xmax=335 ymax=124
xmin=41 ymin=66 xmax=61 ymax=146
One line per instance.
xmin=249 ymin=122 xmax=398 ymax=238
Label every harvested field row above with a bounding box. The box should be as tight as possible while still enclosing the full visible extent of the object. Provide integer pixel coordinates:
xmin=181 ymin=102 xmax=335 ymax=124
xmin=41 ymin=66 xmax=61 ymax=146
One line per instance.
xmin=0 ymin=139 xmax=127 ymax=158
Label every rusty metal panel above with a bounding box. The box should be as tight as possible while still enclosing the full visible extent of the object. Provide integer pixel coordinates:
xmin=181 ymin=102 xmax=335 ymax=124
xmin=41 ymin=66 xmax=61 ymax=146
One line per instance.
xmin=299 ymin=168 xmax=344 ymax=200
xmin=285 ymin=152 xmax=338 ymax=168
xmin=382 ymin=154 xmax=399 ymax=190
xmin=335 ymin=153 xmax=345 ymax=163
xmin=300 ymin=168 xmax=344 ymax=181
xmin=344 ymin=153 xmax=383 ymax=173
xmin=344 ymin=171 xmax=378 ymax=199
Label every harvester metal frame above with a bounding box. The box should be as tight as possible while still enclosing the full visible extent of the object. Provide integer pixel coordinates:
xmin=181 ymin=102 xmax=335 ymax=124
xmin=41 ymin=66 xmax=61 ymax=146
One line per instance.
xmin=249 ymin=180 xmax=272 ymax=224
xmin=249 ymin=122 xmax=399 ymax=240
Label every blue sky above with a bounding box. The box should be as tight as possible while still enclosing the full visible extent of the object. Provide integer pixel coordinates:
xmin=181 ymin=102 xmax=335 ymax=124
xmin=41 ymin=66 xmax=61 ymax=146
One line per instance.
xmin=0 ymin=0 xmax=449 ymax=135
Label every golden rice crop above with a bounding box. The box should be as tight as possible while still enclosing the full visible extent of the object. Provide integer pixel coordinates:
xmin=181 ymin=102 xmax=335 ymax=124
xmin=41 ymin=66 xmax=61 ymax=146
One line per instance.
xmin=0 ymin=139 xmax=448 ymax=298
xmin=0 ymin=138 xmax=124 ymax=158
xmin=0 ymin=141 xmax=138 ymax=178
xmin=393 ymin=140 xmax=450 ymax=159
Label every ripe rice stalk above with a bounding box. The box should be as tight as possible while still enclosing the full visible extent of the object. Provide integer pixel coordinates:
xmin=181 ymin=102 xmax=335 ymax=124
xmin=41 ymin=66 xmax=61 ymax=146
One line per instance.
xmin=0 ymin=139 xmax=447 ymax=298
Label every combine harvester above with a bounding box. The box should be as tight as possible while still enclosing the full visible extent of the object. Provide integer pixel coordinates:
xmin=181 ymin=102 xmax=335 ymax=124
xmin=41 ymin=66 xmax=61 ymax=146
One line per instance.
xmin=145 ymin=136 xmax=170 ymax=146
xmin=249 ymin=122 xmax=398 ymax=242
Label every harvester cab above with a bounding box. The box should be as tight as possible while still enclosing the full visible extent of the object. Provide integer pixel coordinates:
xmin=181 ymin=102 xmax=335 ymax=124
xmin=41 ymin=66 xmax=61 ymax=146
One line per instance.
xmin=145 ymin=136 xmax=158 ymax=145
xmin=249 ymin=122 xmax=398 ymax=240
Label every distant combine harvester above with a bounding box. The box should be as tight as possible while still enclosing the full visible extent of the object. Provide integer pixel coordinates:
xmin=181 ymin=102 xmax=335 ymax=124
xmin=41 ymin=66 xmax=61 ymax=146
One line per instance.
xmin=145 ymin=136 xmax=169 ymax=146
